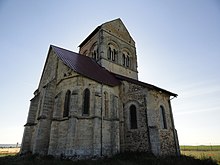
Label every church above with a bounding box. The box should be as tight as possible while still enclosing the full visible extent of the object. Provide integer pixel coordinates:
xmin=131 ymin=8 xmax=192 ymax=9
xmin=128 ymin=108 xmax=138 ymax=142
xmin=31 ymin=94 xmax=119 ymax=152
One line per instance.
xmin=21 ymin=18 xmax=180 ymax=158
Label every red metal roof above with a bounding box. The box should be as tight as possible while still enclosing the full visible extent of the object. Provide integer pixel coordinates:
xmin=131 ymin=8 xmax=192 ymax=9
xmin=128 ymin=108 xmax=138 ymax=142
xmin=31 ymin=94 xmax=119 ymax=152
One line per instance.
xmin=50 ymin=45 xmax=177 ymax=96
xmin=51 ymin=45 xmax=121 ymax=87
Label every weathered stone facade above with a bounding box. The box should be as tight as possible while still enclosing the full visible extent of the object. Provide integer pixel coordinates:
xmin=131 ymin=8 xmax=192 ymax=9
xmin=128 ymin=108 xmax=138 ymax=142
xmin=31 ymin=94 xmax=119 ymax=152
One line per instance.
xmin=21 ymin=18 xmax=180 ymax=158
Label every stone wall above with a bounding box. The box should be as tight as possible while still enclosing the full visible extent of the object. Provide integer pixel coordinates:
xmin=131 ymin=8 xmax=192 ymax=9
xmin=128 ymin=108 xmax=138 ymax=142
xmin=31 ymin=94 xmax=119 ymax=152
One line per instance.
xmin=47 ymin=57 xmax=120 ymax=157
xmin=119 ymin=81 xmax=179 ymax=156
xmin=120 ymin=81 xmax=150 ymax=152
xmin=147 ymin=90 xmax=178 ymax=155
xmin=21 ymin=93 xmax=39 ymax=153
xmin=100 ymin=29 xmax=138 ymax=80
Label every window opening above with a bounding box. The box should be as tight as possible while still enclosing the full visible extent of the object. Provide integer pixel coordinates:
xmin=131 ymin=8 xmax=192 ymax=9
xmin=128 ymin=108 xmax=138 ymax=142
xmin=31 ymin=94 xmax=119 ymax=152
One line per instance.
xmin=130 ymin=104 xmax=137 ymax=129
xmin=63 ymin=90 xmax=71 ymax=117
xmin=122 ymin=54 xmax=126 ymax=66
xmin=83 ymin=88 xmax=90 ymax=115
xmin=160 ymin=106 xmax=167 ymax=129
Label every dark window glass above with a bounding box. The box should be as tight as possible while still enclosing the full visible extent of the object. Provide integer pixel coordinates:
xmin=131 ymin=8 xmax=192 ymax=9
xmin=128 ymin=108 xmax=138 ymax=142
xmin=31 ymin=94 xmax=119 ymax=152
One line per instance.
xmin=130 ymin=104 xmax=137 ymax=129
xmin=96 ymin=48 xmax=99 ymax=59
xmin=122 ymin=54 xmax=126 ymax=66
xmin=107 ymin=47 xmax=111 ymax=59
xmin=126 ymin=56 xmax=130 ymax=67
xmin=83 ymin=88 xmax=90 ymax=115
xmin=63 ymin=90 xmax=71 ymax=117
xmin=112 ymin=49 xmax=116 ymax=61
xmin=160 ymin=106 xmax=167 ymax=129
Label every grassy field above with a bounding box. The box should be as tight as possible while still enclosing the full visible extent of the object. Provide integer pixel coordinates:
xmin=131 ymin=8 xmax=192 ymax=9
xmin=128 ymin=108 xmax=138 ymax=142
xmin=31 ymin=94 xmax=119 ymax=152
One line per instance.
xmin=180 ymin=145 xmax=220 ymax=165
xmin=180 ymin=145 xmax=220 ymax=151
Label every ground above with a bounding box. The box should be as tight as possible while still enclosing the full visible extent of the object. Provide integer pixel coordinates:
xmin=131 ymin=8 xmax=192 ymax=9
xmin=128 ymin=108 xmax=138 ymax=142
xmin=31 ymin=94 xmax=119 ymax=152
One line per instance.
xmin=0 ymin=147 xmax=218 ymax=165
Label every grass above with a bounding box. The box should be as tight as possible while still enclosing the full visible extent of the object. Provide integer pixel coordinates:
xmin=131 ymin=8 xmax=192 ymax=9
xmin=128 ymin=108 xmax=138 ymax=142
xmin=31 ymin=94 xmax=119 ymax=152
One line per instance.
xmin=180 ymin=145 xmax=220 ymax=151
xmin=0 ymin=147 xmax=20 ymax=154
xmin=180 ymin=145 xmax=220 ymax=165
xmin=0 ymin=152 xmax=218 ymax=165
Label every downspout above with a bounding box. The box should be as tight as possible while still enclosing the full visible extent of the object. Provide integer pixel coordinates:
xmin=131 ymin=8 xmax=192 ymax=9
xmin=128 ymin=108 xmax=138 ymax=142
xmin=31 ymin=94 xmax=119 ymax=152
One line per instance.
xmin=168 ymin=97 xmax=180 ymax=156
xmin=144 ymin=94 xmax=152 ymax=152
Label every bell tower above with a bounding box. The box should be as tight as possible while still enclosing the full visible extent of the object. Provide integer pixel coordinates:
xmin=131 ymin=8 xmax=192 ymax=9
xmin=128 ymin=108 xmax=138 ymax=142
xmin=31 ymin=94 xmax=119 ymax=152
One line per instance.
xmin=79 ymin=18 xmax=138 ymax=80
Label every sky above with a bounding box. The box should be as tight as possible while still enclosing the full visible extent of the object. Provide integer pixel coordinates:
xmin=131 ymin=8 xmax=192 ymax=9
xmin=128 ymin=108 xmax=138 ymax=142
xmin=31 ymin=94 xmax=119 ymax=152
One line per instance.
xmin=0 ymin=0 xmax=220 ymax=146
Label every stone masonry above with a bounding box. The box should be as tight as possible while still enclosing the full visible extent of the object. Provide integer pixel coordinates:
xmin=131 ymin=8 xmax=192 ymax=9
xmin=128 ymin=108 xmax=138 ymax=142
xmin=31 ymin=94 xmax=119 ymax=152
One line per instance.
xmin=21 ymin=18 xmax=180 ymax=158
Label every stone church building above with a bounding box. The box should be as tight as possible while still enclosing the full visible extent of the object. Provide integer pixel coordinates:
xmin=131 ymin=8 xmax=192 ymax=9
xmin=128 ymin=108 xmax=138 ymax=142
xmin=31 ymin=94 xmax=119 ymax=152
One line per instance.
xmin=21 ymin=18 xmax=180 ymax=158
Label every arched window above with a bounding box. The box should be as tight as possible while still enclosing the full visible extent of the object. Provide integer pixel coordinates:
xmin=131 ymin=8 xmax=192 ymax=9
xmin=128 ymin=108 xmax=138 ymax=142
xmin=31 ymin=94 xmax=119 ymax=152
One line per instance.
xmin=130 ymin=104 xmax=137 ymax=129
xmin=91 ymin=43 xmax=98 ymax=60
xmin=112 ymin=49 xmax=116 ymax=61
xmin=122 ymin=51 xmax=130 ymax=68
xmin=122 ymin=54 xmax=126 ymax=66
xmin=107 ymin=47 xmax=111 ymax=59
xmin=104 ymin=92 xmax=109 ymax=117
xmin=63 ymin=90 xmax=71 ymax=117
xmin=96 ymin=48 xmax=99 ymax=59
xmin=126 ymin=56 xmax=130 ymax=67
xmin=83 ymin=88 xmax=90 ymax=115
xmin=107 ymin=43 xmax=118 ymax=62
xmin=160 ymin=106 xmax=167 ymax=129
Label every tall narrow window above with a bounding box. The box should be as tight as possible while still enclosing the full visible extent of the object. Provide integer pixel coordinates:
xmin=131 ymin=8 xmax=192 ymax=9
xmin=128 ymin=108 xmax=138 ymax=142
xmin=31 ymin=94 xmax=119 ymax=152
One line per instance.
xmin=126 ymin=56 xmax=130 ymax=67
xmin=90 ymin=43 xmax=98 ymax=60
xmin=160 ymin=106 xmax=167 ymax=129
xmin=63 ymin=90 xmax=71 ymax=117
xmin=122 ymin=54 xmax=126 ymax=66
xmin=130 ymin=104 xmax=137 ymax=129
xmin=112 ymin=49 xmax=116 ymax=61
xmin=83 ymin=88 xmax=90 ymax=115
xmin=107 ymin=47 xmax=111 ymax=59
xmin=96 ymin=48 xmax=99 ymax=59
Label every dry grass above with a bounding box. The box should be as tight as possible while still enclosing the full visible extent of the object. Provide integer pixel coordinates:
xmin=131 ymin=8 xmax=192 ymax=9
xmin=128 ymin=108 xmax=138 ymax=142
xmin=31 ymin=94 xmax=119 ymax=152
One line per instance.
xmin=180 ymin=146 xmax=220 ymax=165
xmin=181 ymin=150 xmax=220 ymax=165
xmin=0 ymin=147 xmax=20 ymax=156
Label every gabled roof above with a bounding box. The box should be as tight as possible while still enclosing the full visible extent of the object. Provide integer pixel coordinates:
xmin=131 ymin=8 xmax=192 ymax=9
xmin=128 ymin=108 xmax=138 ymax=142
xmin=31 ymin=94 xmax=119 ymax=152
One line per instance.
xmin=51 ymin=45 xmax=120 ymax=87
xmin=51 ymin=45 xmax=177 ymax=96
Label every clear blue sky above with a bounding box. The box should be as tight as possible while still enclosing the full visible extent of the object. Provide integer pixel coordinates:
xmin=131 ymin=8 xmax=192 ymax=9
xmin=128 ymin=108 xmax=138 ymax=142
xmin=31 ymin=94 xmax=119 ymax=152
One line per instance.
xmin=0 ymin=0 xmax=220 ymax=145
